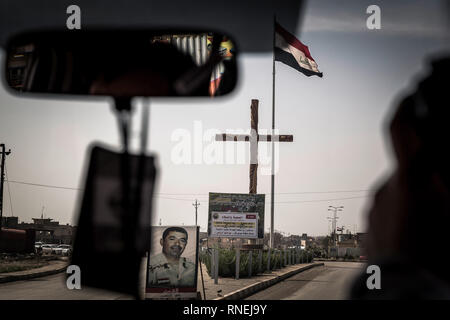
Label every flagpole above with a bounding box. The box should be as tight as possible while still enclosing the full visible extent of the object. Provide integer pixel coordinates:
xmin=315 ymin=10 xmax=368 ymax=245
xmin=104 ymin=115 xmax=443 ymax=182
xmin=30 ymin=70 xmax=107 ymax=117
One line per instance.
xmin=270 ymin=14 xmax=276 ymax=250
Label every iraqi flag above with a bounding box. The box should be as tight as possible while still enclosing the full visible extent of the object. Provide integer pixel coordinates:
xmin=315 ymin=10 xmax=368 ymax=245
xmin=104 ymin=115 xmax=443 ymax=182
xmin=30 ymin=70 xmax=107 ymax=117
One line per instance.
xmin=275 ymin=22 xmax=323 ymax=77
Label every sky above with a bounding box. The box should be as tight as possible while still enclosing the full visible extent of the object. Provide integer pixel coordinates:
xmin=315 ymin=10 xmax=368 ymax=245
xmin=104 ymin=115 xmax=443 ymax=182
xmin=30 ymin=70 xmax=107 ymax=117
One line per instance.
xmin=0 ymin=0 xmax=449 ymax=237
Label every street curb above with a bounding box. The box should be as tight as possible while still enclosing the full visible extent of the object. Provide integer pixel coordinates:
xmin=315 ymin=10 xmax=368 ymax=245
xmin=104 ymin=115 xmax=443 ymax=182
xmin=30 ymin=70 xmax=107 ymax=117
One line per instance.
xmin=214 ymin=262 xmax=324 ymax=300
xmin=0 ymin=264 xmax=68 ymax=284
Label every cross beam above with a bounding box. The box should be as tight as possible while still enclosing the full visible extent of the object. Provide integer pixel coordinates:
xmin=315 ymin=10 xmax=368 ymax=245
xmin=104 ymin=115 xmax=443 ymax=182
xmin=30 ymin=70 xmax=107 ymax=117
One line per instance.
xmin=215 ymin=134 xmax=293 ymax=142
xmin=215 ymin=99 xmax=293 ymax=194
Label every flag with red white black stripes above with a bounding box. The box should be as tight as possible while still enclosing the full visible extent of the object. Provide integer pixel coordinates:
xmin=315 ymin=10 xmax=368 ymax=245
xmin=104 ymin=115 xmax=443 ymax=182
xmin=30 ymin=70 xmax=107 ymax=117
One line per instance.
xmin=275 ymin=22 xmax=323 ymax=78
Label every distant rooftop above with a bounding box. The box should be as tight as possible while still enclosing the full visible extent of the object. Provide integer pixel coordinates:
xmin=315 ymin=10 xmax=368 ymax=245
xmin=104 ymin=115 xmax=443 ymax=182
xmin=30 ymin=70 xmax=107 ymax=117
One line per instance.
xmin=32 ymin=218 xmax=59 ymax=225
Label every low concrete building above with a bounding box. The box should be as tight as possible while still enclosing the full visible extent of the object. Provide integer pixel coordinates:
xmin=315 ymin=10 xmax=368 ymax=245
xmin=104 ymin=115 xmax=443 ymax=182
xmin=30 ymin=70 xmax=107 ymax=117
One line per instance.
xmin=2 ymin=216 xmax=76 ymax=244
xmin=328 ymin=233 xmax=367 ymax=258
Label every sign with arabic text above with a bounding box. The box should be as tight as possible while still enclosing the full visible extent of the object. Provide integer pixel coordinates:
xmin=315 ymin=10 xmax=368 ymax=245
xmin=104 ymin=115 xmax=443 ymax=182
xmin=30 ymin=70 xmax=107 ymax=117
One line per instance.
xmin=208 ymin=193 xmax=265 ymax=239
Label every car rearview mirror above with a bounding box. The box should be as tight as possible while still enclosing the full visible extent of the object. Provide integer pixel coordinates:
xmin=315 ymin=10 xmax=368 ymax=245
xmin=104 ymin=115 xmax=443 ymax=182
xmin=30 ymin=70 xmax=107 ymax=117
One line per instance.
xmin=4 ymin=29 xmax=237 ymax=98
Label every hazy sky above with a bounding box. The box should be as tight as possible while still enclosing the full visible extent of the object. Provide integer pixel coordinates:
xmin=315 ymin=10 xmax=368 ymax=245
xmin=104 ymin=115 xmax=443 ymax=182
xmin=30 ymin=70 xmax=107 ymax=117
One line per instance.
xmin=0 ymin=0 xmax=449 ymax=236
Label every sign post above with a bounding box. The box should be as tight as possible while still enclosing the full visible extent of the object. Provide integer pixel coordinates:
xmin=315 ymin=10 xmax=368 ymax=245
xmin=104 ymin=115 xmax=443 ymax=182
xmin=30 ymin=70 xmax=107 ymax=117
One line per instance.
xmin=214 ymin=247 xmax=219 ymax=285
xmin=235 ymin=247 xmax=240 ymax=280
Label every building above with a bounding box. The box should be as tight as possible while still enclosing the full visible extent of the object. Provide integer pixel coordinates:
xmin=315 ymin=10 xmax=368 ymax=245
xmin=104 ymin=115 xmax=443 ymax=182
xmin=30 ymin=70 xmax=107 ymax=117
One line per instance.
xmin=1 ymin=216 xmax=19 ymax=228
xmin=329 ymin=232 xmax=367 ymax=258
xmin=2 ymin=216 xmax=76 ymax=244
xmin=300 ymin=233 xmax=314 ymax=250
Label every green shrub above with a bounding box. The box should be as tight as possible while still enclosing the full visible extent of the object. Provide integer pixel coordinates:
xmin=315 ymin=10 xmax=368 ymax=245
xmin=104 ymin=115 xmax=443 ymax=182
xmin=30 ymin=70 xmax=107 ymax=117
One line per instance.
xmin=201 ymin=247 xmax=314 ymax=278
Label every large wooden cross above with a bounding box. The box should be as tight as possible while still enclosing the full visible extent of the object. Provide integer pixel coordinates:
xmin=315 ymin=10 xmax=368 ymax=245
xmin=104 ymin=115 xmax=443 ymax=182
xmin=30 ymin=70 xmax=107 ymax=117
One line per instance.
xmin=215 ymin=99 xmax=293 ymax=194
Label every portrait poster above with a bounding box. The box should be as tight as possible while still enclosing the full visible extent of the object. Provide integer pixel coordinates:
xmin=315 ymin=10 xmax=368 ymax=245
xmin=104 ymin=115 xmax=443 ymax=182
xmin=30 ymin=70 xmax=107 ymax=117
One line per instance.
xmin=208 ymin=192 xmax=265 ymax=239
xmin=145 ymin=226 xmax=199 ymax=300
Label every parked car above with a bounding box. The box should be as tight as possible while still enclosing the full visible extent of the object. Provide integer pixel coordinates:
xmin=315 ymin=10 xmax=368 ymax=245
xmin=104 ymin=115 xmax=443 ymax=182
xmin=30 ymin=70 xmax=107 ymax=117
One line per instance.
xmin=58 ymin=244 xmax=73 ymax=256
xmin=51 ymin=245 xmax=63 ymax=255
xmin=41 ymin=244 xmax=54 ymax=255
xmin=34 ymin=241 xmax=44 ymax=254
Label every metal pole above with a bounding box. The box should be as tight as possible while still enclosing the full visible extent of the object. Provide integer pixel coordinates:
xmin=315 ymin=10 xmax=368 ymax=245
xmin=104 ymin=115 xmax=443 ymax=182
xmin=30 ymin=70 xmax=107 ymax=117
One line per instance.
xmin=333 ymin=209 xmax=336 ymax=245
xmin=210 ymin=248 xmax=214 ymax=275
xmin=328 ymin=206 xmax=343 ymax=247
xmin=199 ymin=256 xmax=206 ymax=300
xmin=258 ymin=250 xmax=262 ymax=273
xmin=270 ymin=14 xmax=276 ymax=250
xmin=235 ymin=248 xmax=240 ymax=280
xmin=248 ymin=250 xmax=252 ymax=277
xmin=214 ymin=248 xmax=219 ymax=284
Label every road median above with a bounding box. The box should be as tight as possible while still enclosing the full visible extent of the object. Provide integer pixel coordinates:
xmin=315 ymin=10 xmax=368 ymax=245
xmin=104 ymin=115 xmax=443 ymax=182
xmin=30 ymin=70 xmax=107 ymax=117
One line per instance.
xmin=0 ymin=260 xmax=68 ymax=284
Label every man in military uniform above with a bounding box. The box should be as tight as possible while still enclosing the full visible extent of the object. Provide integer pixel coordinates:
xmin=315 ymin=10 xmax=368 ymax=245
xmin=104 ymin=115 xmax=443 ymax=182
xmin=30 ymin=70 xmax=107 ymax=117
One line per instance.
xmin=148 ymin=227 xmax=196 ymax=287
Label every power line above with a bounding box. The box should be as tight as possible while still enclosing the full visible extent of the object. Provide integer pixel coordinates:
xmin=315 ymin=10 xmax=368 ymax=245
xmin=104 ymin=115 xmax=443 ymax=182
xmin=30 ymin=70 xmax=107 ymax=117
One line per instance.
xmin=5 ymin=179 xmax=370 ymax=196
xmin=157 ymin=196 xmax=198 ymax=202
xmin=6 ymin=180 xmax=81 ymax=191
xmin=152 ymin=189 xmax=369 ymax=196
xmin=157 ymin=195 xmax=369 ymax=204
xmin=273 ymin=189 xmax=369 ymax=195
xmin=4 ymin=179 xmax=370 ymax=204
xmin=274 ymin=196 xmax=368 ymax=204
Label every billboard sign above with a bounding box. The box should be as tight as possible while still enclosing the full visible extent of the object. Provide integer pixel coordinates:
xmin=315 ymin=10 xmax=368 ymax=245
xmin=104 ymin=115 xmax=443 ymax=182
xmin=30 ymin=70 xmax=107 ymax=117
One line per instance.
xmin=210 ymin=211 xmax=258 ymax=238
xmin=208 ymin=192 xmax=265 ymax=239
xmin=145 ymin=226 xmax=199 ymax=300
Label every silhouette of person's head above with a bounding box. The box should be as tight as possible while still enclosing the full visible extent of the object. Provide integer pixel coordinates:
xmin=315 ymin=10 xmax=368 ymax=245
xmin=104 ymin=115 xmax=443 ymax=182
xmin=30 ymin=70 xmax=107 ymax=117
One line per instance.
xmin=352 ymin=57 xmax=450 ymax=299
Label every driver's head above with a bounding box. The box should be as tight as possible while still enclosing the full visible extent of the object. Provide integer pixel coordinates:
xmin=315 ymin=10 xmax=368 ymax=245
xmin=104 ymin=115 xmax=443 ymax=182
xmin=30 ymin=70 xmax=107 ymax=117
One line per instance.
xmin=160 ymin=227 xmax=188 ymax=259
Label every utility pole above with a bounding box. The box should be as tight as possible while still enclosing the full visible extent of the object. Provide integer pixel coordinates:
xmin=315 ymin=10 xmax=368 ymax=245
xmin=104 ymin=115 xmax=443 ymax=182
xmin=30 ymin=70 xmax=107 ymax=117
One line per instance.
xmin=327 ymin=206 xmax=343 ymax=246
xmin=192 ymin=199 xmax=200 ymax=226
xmin=0 ymin=144 xmax=12 ymax=230
xmin=327 ymin=218 xmax=332 ymax=235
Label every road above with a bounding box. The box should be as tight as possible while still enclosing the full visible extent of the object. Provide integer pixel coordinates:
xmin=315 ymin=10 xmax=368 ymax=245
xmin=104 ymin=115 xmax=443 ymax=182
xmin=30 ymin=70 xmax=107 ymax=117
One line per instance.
xmin=0 ymin=258 xmax=149 ymax=300
xmin=245 ymin=261 xmax=366 ymax=300
xmin=0 ymin=273 xmax=136 ymax=300
xmin=0 ymin=261 xmax=365 ymax=300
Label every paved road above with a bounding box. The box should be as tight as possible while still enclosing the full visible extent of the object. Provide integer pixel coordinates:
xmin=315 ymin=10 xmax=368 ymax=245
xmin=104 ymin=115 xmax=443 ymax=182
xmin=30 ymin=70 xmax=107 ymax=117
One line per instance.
xmin=245 ymin=261 xmax=366 ymax=300
xmin=0 ymin=261 xmax=364 ymax=300
xmin=0 ymin=258 xmax=150 ymax=300
xmin=0 ymin=273 xmax=136 ymax=300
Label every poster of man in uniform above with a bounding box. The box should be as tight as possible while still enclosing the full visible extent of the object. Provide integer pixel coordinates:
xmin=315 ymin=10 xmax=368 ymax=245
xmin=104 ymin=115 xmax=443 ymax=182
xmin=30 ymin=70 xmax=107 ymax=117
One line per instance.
xmin=208 ymin=192 xmax=265 ymax=239
xmin=145 ymin=226 xmax=199 ymax=300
